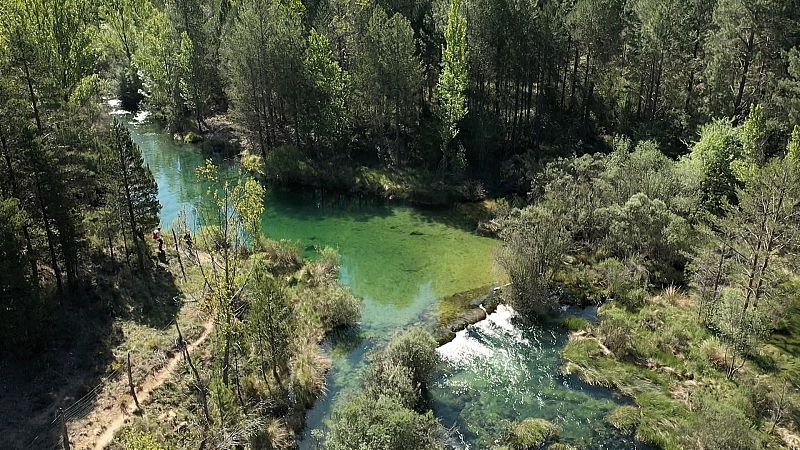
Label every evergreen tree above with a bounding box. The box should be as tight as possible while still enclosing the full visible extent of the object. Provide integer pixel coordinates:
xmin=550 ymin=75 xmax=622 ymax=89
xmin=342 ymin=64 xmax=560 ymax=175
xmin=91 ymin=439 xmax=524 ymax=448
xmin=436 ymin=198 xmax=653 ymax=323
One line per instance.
xmin=435 ymin=0 xmax=469 ymax=173
xmin=106 ymin=120 xmax=160 ymax=270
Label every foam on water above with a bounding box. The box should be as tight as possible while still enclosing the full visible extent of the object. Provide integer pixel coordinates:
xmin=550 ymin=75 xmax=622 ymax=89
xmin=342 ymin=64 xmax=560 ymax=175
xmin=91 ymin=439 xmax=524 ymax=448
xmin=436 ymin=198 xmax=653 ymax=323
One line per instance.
xmin=133 ymin=110 xmax=150 ymax=123
xmin=438 ymin=328 xmax=495 ymax=364
xmin=438 ymin=304 xmax=530 ymax=365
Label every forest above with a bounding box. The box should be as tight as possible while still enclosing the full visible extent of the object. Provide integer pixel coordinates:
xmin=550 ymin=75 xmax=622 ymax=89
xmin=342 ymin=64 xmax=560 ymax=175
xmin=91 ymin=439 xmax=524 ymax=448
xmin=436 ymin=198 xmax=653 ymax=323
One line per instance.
xmin=1 ymin=0 xmax=799 ymax=449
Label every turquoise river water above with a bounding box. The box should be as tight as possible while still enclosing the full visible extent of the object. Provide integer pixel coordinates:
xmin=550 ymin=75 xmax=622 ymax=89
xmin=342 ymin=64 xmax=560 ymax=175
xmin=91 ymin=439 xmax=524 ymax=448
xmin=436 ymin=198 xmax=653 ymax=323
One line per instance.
xmin=119 ymin=107 xmax=644 ymax=449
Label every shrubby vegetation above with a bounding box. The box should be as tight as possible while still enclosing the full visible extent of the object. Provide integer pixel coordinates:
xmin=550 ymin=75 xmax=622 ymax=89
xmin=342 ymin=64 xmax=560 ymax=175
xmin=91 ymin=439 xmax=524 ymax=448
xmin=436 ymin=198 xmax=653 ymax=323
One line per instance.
xmin=324 ymin=327 xmax=443 ymax=450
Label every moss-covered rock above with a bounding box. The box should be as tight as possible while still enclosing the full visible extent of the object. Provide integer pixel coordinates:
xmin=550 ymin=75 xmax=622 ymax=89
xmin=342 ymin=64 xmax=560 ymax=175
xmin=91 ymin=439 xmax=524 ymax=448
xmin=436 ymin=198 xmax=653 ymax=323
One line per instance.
xmin=507 ymin=418 xmax=560 ymax=449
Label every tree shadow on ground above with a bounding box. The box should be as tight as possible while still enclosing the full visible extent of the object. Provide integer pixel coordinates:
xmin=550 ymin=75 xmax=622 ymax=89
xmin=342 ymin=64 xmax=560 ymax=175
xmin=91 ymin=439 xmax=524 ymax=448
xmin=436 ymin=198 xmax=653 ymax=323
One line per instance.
xmin=0 ymin=249 xmax=183 ymax=448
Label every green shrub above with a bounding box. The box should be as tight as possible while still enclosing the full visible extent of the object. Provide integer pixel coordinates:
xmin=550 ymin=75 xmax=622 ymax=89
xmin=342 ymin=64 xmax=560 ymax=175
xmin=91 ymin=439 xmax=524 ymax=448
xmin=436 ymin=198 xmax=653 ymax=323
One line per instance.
xmin=261 ymin=239 xmax=303 ymax=274
xmin=682 ymin=392 xmax=759 ymax=450
xmin=117 ymin=66 xmax=144 ymax=111
xmin=506 ymin=418 xmax=560 ymax=449
xmin=598 ymin=315 xmax=636 ymax=360
xmin=325 ymin=394 xmax=443 ymax=450
xmin=596 ymin=257 xmax=649 ymax=308
xmin=606 ymin=405 xmax=640 ymax=434
xmin=119 ymin=429 xmax=171 ymax=450
xmin=384 ymin=327 xmax=440 ymax=385
xmin=560 ymin=315 xmax=590 ymax=332
xmin=362 ymin=359 xmax=419 ymax=408
xmin=290 ymin=340 xmax=330 ymax=407
xmin=497 ymin=206 xmax=570 ymax=317
xmin=314 ymin=284 xmax=360 ymax=330
xmin=306 ymin=246 xmax=341 ymax=285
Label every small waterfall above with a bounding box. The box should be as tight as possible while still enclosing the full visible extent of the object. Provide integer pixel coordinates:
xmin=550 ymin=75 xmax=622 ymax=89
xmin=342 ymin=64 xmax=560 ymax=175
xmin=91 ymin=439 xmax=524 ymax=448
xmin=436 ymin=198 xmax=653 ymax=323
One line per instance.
xmin=437 ymin=304 xmax=529 ymax=365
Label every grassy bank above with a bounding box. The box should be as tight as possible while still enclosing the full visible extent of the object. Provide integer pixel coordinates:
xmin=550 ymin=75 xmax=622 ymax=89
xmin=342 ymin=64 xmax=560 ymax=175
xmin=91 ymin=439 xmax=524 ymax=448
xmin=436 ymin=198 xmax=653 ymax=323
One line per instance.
xmin=561 ymin=289 xmax=800 ymax=450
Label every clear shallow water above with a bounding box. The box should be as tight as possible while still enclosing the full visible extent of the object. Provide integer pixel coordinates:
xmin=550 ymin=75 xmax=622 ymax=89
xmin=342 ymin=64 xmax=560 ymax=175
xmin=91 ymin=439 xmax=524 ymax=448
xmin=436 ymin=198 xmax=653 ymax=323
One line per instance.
xmin=433 ymin=305 xmax=643 ymax=449
xmin=122 ymin=112 xmax=642 ymax=449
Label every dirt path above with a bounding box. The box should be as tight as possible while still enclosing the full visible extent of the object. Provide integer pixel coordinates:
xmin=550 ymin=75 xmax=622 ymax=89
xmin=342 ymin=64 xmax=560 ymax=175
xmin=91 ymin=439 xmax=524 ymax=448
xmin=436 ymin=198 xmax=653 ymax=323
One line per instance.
xmin=70 ymin=319 xmax=214 ymax=450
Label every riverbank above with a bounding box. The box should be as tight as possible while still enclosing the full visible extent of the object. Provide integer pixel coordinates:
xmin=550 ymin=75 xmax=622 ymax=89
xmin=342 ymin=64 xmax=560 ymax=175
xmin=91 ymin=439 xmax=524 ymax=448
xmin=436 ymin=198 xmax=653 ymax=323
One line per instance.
xmin=101 ymin=240 xmax=360 ymax=449
xmin=560 ymin=288 xmax=800 ymax=450
xmin=164 ymin=114 xmax=511 ymax=210
xmin=0 ymin=240 xmax=208 ymax=449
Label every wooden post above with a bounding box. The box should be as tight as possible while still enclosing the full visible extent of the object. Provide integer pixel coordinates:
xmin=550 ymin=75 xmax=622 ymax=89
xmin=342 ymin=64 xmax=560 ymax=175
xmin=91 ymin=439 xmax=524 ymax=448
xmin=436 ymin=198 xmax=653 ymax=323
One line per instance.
xmin=59 ymin=408 xmax=70 ymax=450
xmin=127 ymin=351 xmax=140 ymax=410
xmin=175 ymin=321 xmax=210 ymax=426
xmin=172 ymin=228 xmax=187 ymax=282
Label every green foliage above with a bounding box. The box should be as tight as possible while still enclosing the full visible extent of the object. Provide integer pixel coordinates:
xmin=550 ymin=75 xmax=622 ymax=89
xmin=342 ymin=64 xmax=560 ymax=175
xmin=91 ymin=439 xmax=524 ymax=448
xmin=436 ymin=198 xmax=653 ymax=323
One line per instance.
xmin=289 ymin=339 xmax=330 ymax=407
xmin=325 ymin=327 xmax=442 ymax=449
xmin=682 ymin=119 xmax=743 ymax=212
xmin=600 ymin=193 xmax=691 ymax=278
xmin=260 ymin=239 xmax=303 ymax=274
xmin=356 ymin=5 xmax=423 ymax=162
xmin=325 ymin=394 xmax=443 ymax=450
xmin=133 ymin=7 xmax=184 ymax=129
xmin=497 ymin=206 xmax=570 ymax=317
xmin=104 ymin=119 xmax=161 ymax=269
xmin=314 ymin=283 xmax=361 ymax=330
xmin=683 ymin=391 xmax=759 ymax=450
xmin=0 ymin=197 xmax=44 ymax=352
xmin=382 ymin=327 xmax=440 ymax=385
xmin=505 ymin=418 xmax=560 ymax=449
xmin=120 ymin=428 xmax=172 ymax=450
xmin=223 ymin=0 xmax=307 ymax=154
xmin=435 ymin=0 xmax=469 ymax=172
xmin=247 ymin=266 xmax=295 ymax=388
xmin=263 ymin=145 xmax=316 ymax=184
xmin=362 ymin=359 xmax=419 ymax=408
xmin=304 ymin=29 xmax=352 ymax=148
xmin=559 ymin=316 xmax=589 ymax=332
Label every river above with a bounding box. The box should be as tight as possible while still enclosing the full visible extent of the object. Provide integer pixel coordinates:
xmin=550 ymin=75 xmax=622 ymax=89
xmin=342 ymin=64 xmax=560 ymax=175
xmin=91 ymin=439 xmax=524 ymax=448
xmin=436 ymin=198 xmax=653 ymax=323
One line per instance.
xmin=119 ymin=107 xmax=643 ymax=449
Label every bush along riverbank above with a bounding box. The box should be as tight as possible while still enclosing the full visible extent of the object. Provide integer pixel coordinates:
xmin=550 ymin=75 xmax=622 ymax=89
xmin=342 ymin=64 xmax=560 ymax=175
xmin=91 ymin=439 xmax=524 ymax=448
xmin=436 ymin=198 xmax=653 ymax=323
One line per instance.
xmin=322 ymin=327 xmax=444 ymax=450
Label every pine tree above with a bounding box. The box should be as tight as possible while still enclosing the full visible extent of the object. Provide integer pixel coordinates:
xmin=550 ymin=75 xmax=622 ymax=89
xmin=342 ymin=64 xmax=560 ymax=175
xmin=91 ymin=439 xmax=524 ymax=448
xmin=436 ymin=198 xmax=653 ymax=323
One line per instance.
xmin=107 ymin=120 xmax=160 ymax=270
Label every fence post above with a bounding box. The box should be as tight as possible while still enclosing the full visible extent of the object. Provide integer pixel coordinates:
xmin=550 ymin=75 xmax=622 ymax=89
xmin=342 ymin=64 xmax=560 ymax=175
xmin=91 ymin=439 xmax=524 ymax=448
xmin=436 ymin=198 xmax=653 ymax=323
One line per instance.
xmin=175 ymin=320 xmax=210 ymax=426
xmin=127 ymin=351 xmax=140 ymax=410
xmin=59 ymin=408 xmax=70 ymax=450
xmin=171 ymin=228 xmax=187 ymax=282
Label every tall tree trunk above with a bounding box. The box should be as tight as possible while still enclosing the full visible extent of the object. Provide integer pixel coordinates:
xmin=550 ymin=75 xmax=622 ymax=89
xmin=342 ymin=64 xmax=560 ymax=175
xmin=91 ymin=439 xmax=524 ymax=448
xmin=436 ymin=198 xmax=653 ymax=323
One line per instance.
xmin=733 ymin=30 xmax=755 ymax=119
xmin=651 ymin=51 xmax=664 ymax=121
xmin=34 ymin=178 xmax=63 ymax=296
xmin=569 ymin=45 xmax=579 ymax=111
xmin=117 ymin=145 xmax=142 ymax=270
xmin=23 ymin=58 xmax=43 ymax=134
